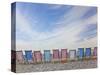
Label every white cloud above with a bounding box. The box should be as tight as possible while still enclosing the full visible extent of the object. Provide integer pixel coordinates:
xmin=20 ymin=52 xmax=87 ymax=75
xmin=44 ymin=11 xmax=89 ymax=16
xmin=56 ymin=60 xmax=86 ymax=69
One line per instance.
xmin=48 ymin=4 xmax=64 ymax=9
xmin=55 ymin=6 xmax=91 ymax=25
xmin=16 ymin=6 xmax=97 ymax=51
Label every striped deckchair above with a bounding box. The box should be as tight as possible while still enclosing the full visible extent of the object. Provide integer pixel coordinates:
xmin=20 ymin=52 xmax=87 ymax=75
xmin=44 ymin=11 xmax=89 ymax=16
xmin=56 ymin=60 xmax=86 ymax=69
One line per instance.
xmin=61 ymin=49 xmax=67 ymax=63
xmin=25 ymin=50 xmax=33 ymax=64
xmin=53 ymin=49 xmax=60 ymax=63
xmin=34 ymin=51 xmax=42 ymax=64
xmin=44 ymin=50 xmax=51 ymax=63
xmin=16 ymin=51 xmax=24 ymax=64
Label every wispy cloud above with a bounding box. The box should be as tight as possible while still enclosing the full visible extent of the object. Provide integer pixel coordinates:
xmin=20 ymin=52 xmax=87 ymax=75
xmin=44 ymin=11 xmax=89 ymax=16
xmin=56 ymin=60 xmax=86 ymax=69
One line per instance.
xmin=15 ymin=3 xmax=97 ymax=51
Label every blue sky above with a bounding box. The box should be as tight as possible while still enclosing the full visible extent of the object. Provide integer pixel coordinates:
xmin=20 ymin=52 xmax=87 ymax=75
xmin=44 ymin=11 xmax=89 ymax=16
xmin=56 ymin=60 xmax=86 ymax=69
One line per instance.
xmin=14 ymin=2 xmax=97 ymax=50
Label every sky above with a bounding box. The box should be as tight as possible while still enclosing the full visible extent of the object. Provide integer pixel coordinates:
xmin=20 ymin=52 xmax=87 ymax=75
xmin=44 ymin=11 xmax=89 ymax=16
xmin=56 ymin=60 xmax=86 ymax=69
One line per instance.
xmin=14 ymin=2 xmax=97 ymax=51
